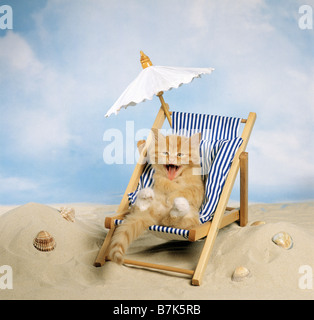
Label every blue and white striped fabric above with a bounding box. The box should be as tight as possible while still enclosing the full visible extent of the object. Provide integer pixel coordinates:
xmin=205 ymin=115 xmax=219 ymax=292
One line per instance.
xmin=172 ymin=111 xmax=241 ymax=141
xmin=114 ymin=219 xmax=190 ymax=239
xmin=198 ymin=137 xmax=242 ymax=223
xmin=128 ymin=163 xmax=155 ymax=206
xmin=127 ymin=111 xmax=243 ymax=230
xmin=172 ymin=112 xmax=243 ymax=223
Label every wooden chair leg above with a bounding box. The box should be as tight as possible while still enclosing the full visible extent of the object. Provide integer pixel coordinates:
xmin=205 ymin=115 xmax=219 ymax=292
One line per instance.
xmin=240 ymin=152 xmax=248 ymax=227
xmin=94 ymin=106 xmax=167 ymax=267
xmin=94 ymin=226 xmax=116 ymax=267
xmin=192 ymin=221 xmax=220 ymax=286
xmin=191 ymin=114 xmax=256 ymax=285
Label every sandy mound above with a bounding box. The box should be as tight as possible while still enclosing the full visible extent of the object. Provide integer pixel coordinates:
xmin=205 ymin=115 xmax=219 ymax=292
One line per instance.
xmin=204 ymin=220 xmax=314 ymax=299
xmin=0 ymin=202 xmax=108 ymax=299
xmin=0 ymin=202 xmax=313 ymax=300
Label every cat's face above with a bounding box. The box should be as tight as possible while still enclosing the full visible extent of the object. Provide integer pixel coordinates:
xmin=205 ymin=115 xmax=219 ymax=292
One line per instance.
xmin=147 ymin=129 xmax=201 ymax=181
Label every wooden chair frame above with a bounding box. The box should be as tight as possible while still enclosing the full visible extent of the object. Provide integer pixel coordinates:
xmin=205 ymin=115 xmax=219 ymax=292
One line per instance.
xmin=95 ymin=51 xmax=256 ymax=285
xmin=94 ymin=103 xmax=256 ymax=285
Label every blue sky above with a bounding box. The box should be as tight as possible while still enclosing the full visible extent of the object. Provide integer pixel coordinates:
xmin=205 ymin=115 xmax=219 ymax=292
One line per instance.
xmin=0 ymin=0 xmax=313 ymax=205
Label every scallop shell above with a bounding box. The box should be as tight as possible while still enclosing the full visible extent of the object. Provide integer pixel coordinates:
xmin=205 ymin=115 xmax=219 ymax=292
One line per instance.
xmin=250 ymin=221 xmax=266 ymax=226
xmin=33 ymin=231 xmax=56 ymax=252
xmin=272 ymin=232 xmax=293 ymax=250
xmin=231 ymin=266 xmax=251 ymax=282
xmin=60 ymin=207 xmax=75 ymax=222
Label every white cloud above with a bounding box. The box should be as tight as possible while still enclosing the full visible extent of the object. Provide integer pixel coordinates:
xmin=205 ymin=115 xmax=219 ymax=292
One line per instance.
xmin=0 ymin=174 xmax=39 ymax=192
xmin=180 ymin=0 xmax=314 ymax=195
xmin=0 ymin=32 xmax=85 ymax=159
xmin=1 ymin=0 xmax=313 ymax=203
xmin=0 ymin=32 xmax=43 ymax=73
xmin=8 ymin=110 xmax=80 ymax=158
xmin=250 ymin=129 xmax=314 ymax=187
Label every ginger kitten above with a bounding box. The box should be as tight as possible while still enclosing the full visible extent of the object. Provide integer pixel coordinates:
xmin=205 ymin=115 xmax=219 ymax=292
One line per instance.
xmin=108 ymin=128 xmax=205 ymax=264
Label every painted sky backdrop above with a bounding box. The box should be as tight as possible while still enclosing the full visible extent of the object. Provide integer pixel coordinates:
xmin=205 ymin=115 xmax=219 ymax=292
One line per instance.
xmin=0 ymin=0 xmax=313 ymax=205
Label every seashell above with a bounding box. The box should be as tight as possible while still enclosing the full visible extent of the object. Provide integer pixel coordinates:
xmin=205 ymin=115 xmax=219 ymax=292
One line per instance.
xmin=250 ymin=221 xmax=266 ymax=226
xmin=33 ymin=231 xmax=56 ymax=252
xmin=272 ymin=232 xmax=293 ymax=250
xmin=231 ymin=266 xmax=251 ymax=282
xmin=59 ymin=207 xmax=75 ymax=222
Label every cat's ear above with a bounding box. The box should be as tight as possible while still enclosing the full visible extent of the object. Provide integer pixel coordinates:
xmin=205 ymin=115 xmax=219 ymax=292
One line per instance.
xmin=189 ymin=132 xmax=202 ymax=165
xmin=150 ymin=128 xmax=165 ymax=143
xmin=151 ymin=128 xmax=158 ymax=143
xmin=137 ymin=140 xmax=146 ymax=154
xmin=190 ymin=132 xmax=202 ymax=145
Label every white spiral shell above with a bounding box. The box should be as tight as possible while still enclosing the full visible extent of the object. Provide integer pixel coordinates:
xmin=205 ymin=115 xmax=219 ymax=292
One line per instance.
xmin=59 ymin=207 xmax=75 ymax=222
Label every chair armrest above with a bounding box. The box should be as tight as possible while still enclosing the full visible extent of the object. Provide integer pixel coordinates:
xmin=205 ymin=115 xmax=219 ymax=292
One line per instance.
xmin=104 ymin=210 xmax=129 ymax=229
xmin=188 ymin=221 xmax=212 ymax=241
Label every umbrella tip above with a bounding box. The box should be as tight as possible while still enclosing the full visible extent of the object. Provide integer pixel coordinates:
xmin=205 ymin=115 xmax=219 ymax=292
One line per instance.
xmin=140 ymin=51 xmax=153 ymax=69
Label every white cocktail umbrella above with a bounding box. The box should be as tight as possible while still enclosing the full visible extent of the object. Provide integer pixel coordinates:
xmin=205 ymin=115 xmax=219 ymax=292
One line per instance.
xmin=105 ymin=51 xmax=214 ymax=123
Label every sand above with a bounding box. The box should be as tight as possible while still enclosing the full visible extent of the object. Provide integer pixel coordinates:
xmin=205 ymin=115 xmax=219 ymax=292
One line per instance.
xmin=0 ymin=201 xmax=313 ymax=300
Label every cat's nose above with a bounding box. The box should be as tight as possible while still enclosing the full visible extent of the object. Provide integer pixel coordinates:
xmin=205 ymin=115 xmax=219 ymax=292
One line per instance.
xmin=169 ymin=156 xmax=177 ymax=164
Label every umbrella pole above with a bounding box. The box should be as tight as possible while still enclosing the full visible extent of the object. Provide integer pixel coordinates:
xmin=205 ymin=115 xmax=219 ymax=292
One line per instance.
xmin=140 ymin=51 xmax=172 ymax=127
xmin=114 ymin=52 xmax=172 ymax=215
xmin=157 ymin=92 xmax=172 ymax=127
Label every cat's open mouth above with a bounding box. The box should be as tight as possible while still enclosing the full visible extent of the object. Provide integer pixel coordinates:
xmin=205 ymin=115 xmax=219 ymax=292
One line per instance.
xmin=164 ymin=164 xmax=181 ymax=181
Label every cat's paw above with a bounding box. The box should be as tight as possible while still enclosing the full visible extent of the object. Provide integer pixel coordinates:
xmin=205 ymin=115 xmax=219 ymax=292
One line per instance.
xmin=135 ymin=188 xmax=154 ymax=211
xmin=137 ymin=187 xmax=154 ymax=200
xmin=170 ymin=197 xmax=190 ymax=218
xmin=108 ymin=247 xmax=124 ymax=265
xmin=173 ymin=197 xmax=190 ymax=212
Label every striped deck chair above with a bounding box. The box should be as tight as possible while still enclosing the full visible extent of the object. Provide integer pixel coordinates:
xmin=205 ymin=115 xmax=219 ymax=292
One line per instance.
xmin=95 ymin=107 xmax=256 ymax=286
